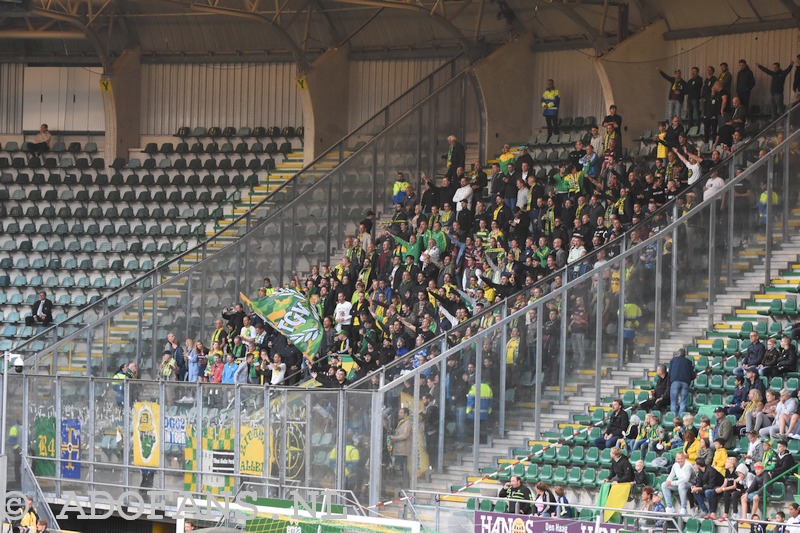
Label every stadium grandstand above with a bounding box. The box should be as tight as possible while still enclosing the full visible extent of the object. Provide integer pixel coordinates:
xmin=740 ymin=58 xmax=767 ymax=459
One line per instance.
xmin=2 ymin=1 xmax=800 ymax=533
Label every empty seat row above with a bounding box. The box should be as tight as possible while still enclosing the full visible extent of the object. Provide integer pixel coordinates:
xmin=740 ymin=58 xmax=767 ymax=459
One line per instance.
xmin=1 ymin=203 xmax=221 ymax=221
xmin=0 ymin=220 xmax=204 ymax=238
xmin=144 ymin=141 xmax=291 ymax=157
xmin=175 ymin=125 xmax=303 ymax=139
xmin=0 ymin=255 xmax=155 ymax=273
xmin=1 ymin=187 xmax=231 ymax=205
xmin=0 ymin=171 xmax=256 ymax=188
xmin=0 ymin=237 xmax=177 ymax=255
xmin=119 ymin=155 xmax=279 ymax=172
xmin=110 ymin=157 xmax=276 ymax=173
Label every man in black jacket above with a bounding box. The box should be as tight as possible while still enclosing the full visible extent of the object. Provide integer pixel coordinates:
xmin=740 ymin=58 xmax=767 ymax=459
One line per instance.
xmin=639 ymin=364 xmax=670 ymax=412
xmin=686 ymin=67 xmax=704 ymax=128
xmin=736 ymin=59 xmax=756 ymax=110
xmin=691 ymin=457 xmax=724 ymax=518
xmin=605 ymin=446 xmax=634 ymax=483
xmin=25 ymin=291 xmax=53 ymax=326
xmin=593 ymin=398 xmax=629 ymax=449
xmin=498 ymin=475 xmax=533 ymax=514
xmin=758 ymin=61 xmax=794 ymax=120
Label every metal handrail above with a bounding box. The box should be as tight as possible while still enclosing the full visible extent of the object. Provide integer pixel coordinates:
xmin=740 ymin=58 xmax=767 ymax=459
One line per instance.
xmin=14 ymin=54 xmax=467 ymax=359
xmin=761 ymin=458 xmax=800 ymax=518
xmin=22 ymin=456 xmax=62 ymax=532
xmin=361 ymin=121 xmax=800 ymax=436
xmin=22 ymin=66 xmax=478 ymax=374
xmin=347 ymin=105 xmax=799 ymax=389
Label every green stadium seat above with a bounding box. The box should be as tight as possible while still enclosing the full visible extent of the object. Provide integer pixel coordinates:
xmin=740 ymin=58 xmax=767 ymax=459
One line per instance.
xmin=709 ymin=374 xmax=725 ymax=393
xmin=585 ymin=447 xmax=600 ymax=467
xmin=529 ymin=444 xmax=544 ymax=463
xmin=599 ymin=448 xmax=612 ymax=467
xmin=694 ymin=374 xmax=709 ymax=392
xmin=494 ymin=500 xmax=508 ymax=513
xmin=758 ymin=299 xmax=782 ymax=316
xmin=556 ymin=446 xmax=571 ymax=464
xmin=723 ymin=376 xmax=737 ymax=393
xmin=784 ymin=299 xmax=798 ymax=315
xmin=466 ymin=498 xmax=476 ymax=511
xmin=541 ymin=447 xmax=557 ymax=464
xmin=724 ymin=339 xmax=740 ymax=356
xmin=524 ymin=464 xmax=539 ymax=482
xmin=479 ymin=499 xmax=493 ymax=512
xmin=731 ymin=322 xmax=753 ymax=339
xmin=552 ymin=465 xmax=567 ymax=484
xmin=567 ymin=466 xmax=582 ymax=486
xmin=570 ymin=446 xmax=585 ymax=465
xmin=683 ymin=517 xmax=700 ymax=533
xmin=768 ymin=481 xmax=786 ymax=502
xmin=580 ymin=468 xmax=597 ymax=487
xmin=539 ymin=464 xmax=553 ymax=483
xmin=755 ymin=322 xmax=768 ymax=337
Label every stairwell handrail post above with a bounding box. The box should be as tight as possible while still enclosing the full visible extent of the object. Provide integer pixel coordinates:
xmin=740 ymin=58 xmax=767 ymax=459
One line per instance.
xmin=761 ymin=460 xmax=800 ymax=519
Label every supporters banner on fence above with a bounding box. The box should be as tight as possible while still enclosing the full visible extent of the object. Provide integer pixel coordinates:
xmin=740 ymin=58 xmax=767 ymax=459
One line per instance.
xmin=596 ymin=482 xmax=631 ymax=522
xmin=34 ymin=416 xmax=56 ymax=477
xmin=60 ymin=418 xmax=81 ymax=479
xmin=242 ymin=289 xmax=323 ymax=365
xmin=240 ymin=425 xmax=265 ymax=476
xmin=132 ymin=402 xmax=161 ymax=468
xmin=474 ymin=512 xmax=624 ymax=533
xmin=399 ymin=391 xmax=430 ymax=478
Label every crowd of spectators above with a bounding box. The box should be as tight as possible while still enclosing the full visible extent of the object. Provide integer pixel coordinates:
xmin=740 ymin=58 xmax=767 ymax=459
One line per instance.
xmin=101 ymin=58 xmax=799 ymax=510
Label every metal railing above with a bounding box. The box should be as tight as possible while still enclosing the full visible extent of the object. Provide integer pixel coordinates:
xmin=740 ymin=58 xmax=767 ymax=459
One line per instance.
xmin=13 ymin=54 xmax=471 ymax=365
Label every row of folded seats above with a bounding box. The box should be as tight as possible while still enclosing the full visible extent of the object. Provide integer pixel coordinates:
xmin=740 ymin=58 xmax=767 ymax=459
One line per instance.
xmin=143 ymin=140 xmax=292 ymax=157
xmin=1 ymin=171 xmax=258 ymax=187
xmin=175 ymin=125 xmax=303 ymax=141
xmin=111 ymin=155 xmax=277 ymax=172
xmin=1 ymin=186 xmax=231 ymax=206
xmin=0 ymin=219 xmax=206 ymax=238
xmin=1 ymin=203 xmax=218 ymax=222
xmin=0 ymin=156 xmax=275 ymax=173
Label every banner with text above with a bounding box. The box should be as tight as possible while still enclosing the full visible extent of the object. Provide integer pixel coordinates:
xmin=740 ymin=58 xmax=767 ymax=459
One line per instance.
xmin=474 ymin=512 xmax=624 ymax=533
xmin=132 ymin=402 xmax=161 ymax=468
xmin=242 ymin=288 xmax=323 ymax=365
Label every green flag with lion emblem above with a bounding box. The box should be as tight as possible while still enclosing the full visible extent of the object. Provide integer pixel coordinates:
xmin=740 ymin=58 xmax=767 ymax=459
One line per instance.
xmin=242 ymin=289 xmax=323 ymax=365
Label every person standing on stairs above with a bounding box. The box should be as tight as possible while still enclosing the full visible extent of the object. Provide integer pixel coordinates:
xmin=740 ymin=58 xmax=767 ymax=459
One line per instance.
xmin=668 ymin=348 xmax=695 ymax=415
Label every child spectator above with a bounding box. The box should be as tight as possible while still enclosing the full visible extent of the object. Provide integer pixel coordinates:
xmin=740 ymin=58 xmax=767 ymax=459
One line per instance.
xmin=698 ymin=416 xmax=711 ymax=440
xmin=553 ymin=485 xmax=573 ymax=519
xmin=634 ymin=460 xmax=647 ymax=487
xmin=669 ymin=417 xmax=684 ymax=449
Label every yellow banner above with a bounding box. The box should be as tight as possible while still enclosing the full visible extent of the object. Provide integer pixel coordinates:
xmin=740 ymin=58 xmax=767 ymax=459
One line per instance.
xmin=240 ymin=425 xmax=265 ymax=476
xmin=132 ymin=402 xmax=161 ymax=468
xmin=603 ymin=482 xmax=631 ymax=522
xmin=399 ymin=392 xmax=430 ymax=478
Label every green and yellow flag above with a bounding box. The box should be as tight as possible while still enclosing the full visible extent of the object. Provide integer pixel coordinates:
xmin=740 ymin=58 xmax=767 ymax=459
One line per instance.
xmin=242 ymin=288 xmax=323 ymax=365
xmin=597 ymin=481 xmax=632 ymax=522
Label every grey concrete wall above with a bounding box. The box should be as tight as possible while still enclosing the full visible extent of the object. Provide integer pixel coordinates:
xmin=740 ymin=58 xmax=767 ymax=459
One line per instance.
xmin=101 ymin=48 xmax=142 ymax=162
xmin=299 ymin=46 xmax=350 ymax=166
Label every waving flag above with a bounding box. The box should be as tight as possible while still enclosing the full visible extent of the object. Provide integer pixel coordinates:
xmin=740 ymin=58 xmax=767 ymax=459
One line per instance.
xmin=242 ymin=289 xmax=323 ymax=365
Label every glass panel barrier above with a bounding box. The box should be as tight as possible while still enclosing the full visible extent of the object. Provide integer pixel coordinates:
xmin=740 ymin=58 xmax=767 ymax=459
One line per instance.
xmin=15 ymin=56 xmax=471 ymax=364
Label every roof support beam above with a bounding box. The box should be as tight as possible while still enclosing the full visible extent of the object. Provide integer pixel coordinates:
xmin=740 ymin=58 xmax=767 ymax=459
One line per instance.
xmin=29 ymin=6 xmax=111 ymax=72
xmin=663 ymin=18 xmax=797 ymax=40
xmin=331 ymin=0 xmax=477 ymax=59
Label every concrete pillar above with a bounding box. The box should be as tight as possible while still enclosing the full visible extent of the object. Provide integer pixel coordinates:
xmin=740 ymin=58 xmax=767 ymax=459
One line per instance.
xmin=472 ymin=36 xmax=536 ymax=157
xmin=594 ymin=20 xmax=671 ymax=147
xmin=100 ymin=48 xmax=141 ymax=163
xmin=298 ymin=46 xmax=350 ymax=166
